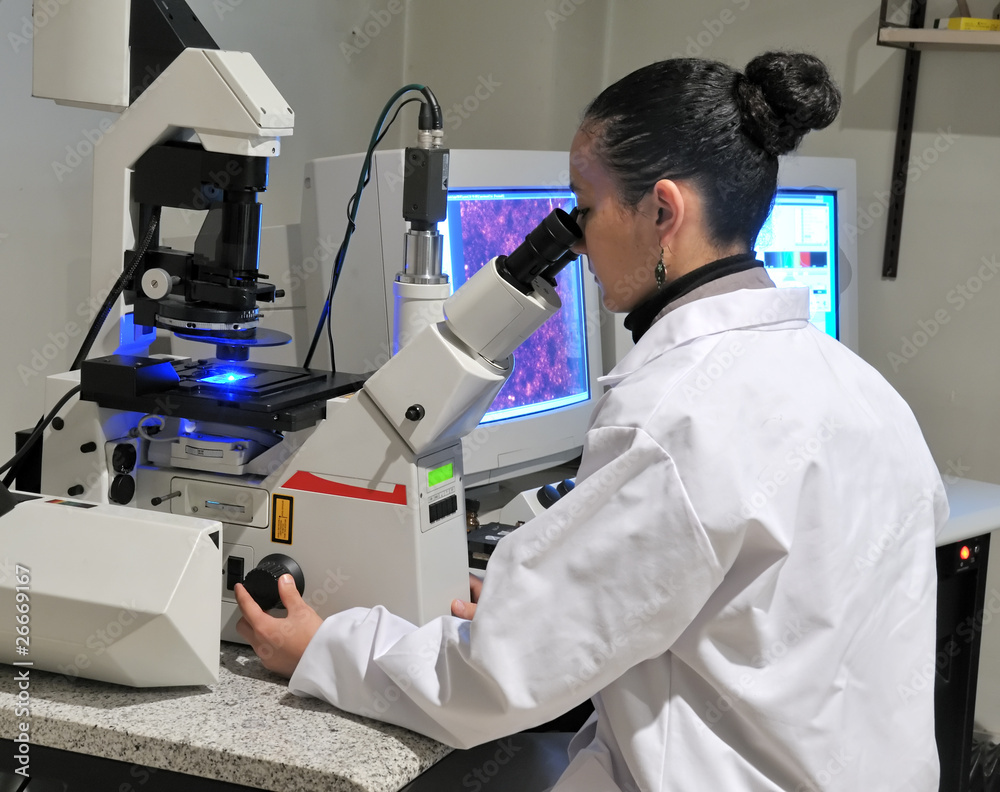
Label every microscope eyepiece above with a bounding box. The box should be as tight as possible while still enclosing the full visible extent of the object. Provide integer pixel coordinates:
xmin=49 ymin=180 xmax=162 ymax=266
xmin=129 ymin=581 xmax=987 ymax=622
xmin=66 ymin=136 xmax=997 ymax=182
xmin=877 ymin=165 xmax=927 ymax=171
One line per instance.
xmin=498 ymin=208 xmax=582 ymax=293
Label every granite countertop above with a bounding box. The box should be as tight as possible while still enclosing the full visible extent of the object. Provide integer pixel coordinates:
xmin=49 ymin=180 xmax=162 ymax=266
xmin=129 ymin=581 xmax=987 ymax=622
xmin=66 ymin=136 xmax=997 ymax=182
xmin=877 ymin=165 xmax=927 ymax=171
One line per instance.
xmin=0 ymin=642 xmax=451 ymax=792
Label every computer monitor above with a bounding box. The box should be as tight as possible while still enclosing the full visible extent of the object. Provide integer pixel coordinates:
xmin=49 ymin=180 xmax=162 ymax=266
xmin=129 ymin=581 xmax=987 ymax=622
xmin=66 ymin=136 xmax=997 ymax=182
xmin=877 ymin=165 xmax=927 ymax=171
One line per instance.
xmin=771 ymin=155 xmax=858 ymax=352
xmin=600 ymin=155 xmax=858 ymax=369
xmin=756 ymin=190 xmax=839 ymax=340
xmin=300 ymin=150 xmax=605 ymax=488
xmin=439 ymin=187 xmax=591 ymax=425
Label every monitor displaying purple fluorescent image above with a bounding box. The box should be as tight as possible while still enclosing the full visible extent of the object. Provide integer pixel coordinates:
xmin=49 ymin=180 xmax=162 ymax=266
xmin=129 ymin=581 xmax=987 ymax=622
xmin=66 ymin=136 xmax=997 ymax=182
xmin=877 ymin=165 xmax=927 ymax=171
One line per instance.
xmin=440 ymin=190 xmax=590 ymax=423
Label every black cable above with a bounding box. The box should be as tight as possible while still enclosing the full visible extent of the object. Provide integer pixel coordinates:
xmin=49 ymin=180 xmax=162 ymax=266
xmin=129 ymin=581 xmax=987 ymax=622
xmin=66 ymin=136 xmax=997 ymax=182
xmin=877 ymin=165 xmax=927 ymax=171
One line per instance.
xmin=374 ymin=97 xmax=423 ymax=148
xmin=317 ymin=96 xmax=425 ymax=368
xmin=325 ymin=284 xmax=336 ymax=370
xmin=70 ymin=209 xmax=161 ymax=371
xmin=1 ymin=385 xmax=82 ymax=487
xmin=302 ymin=86 xmax=435 ymax=371
xmin=304 ymin=92 xmax=417 ymax=370
xmin=416 ymin=86 xmax=443 ymax=130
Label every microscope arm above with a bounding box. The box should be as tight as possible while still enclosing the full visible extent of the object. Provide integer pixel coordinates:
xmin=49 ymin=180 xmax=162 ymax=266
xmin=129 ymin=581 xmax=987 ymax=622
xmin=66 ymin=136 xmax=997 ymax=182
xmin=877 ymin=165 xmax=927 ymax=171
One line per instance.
xmin=89 ymin=48 xmax=293 ymax=359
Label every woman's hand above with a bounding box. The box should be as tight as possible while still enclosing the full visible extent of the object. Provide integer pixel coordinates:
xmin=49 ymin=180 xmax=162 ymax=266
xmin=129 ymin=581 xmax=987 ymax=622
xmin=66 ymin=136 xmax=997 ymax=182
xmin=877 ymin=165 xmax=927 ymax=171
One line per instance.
xmin=235 ymin=574 xmax=323 ymax=678
xmin=450 ymin=574 xmax=484 ymax=619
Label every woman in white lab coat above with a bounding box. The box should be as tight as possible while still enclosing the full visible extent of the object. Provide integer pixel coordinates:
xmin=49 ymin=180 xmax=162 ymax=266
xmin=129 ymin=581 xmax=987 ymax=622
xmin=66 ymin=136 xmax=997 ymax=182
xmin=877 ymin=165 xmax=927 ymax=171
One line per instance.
xmin=237 ymin=52 xmax=946 ymax=791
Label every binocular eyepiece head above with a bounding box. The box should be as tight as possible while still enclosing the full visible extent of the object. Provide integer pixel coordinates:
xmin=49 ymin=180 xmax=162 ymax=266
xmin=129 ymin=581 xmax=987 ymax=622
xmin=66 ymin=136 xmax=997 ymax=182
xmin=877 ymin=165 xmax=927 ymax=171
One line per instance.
xmin=497 ymin=207 xmax=583 ymax=293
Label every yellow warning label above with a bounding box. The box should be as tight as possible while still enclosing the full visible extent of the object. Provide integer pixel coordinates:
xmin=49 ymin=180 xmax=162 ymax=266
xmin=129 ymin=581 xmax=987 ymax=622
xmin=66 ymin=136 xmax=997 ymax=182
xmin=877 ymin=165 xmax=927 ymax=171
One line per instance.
xmin=272 ymin=495 xmax=293 ymax=544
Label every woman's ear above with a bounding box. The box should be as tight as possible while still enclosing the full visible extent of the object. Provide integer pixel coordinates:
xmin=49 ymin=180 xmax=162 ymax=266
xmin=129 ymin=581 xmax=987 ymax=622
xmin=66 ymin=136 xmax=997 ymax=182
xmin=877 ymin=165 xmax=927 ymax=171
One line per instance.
xmin=652 ymin=179 xmax=684 ymax=248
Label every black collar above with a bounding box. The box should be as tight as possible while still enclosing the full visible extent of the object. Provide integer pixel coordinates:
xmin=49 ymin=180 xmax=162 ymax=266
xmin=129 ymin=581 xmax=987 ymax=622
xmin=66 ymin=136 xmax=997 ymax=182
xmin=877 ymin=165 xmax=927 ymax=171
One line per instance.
xmin=623 ymin=253 xmax=763 ymax=343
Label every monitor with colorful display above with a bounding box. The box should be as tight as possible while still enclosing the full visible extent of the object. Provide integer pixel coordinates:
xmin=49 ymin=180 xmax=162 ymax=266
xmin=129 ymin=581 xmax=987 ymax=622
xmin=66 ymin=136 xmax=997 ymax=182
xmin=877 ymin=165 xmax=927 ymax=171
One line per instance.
xmin=302 ymin=150 xmax=605 ymax=488
xmin=439 ymin=188 xmax=590 ymax=425
xmin=756 ymin=189 xmax=839 ymax=341
xmin=598 ymin=156 xmax=858 ymax=367
xmin=771 ymin=156 xmax=858 ymax=352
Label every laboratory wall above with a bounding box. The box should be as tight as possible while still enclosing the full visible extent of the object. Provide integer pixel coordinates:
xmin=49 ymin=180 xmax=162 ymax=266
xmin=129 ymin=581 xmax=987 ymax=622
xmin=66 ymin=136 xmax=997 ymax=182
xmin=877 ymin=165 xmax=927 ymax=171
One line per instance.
xmin=401 ymin=0 xmax=612 ymax=151
xmin=4 ymin=0 xmax=1000 ymax=738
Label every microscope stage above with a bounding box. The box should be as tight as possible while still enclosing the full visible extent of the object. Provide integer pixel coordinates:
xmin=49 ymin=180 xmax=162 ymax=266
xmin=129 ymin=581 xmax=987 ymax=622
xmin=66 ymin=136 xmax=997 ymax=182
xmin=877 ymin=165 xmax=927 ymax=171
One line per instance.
xmin=80 ymin=355 xmax=368 ymax=431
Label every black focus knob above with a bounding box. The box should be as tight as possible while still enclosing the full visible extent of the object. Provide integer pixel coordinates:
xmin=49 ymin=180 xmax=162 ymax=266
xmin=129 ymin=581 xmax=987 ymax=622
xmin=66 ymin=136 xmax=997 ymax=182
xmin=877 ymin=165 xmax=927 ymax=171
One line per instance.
xmin=405 ymin=404 xmax=425 ymax=421
xmin=242 ymin=554 xmax=306 ymax=611
xmin=109 ymin=474 xmax=135 ymax=504
xmin=112 ymin=443 xmax=137 ymax=473
xmin=557 ymin=479 xmax=576 ymax=497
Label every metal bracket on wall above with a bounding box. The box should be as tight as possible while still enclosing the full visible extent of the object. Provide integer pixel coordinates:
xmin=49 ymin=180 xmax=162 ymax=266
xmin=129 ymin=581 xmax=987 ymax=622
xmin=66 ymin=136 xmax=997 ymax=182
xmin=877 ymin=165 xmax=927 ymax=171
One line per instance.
xmin=878 ymin=0 xmax=928 ymax=279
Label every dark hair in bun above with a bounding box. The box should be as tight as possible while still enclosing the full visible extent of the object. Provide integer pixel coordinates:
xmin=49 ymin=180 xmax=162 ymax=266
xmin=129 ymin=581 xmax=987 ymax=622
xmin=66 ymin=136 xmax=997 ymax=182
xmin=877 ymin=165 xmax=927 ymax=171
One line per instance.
xmin=737 ymin=52 xmax=841 ymax=157
xmin=580 ymin=52 xmax=841 ymax=249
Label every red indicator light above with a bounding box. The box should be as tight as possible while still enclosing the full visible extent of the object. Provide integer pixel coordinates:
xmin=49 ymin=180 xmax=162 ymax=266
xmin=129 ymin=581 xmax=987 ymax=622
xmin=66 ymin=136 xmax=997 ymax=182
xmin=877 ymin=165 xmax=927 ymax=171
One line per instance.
xmin=960 ymin=546 xmax=971 ymax=561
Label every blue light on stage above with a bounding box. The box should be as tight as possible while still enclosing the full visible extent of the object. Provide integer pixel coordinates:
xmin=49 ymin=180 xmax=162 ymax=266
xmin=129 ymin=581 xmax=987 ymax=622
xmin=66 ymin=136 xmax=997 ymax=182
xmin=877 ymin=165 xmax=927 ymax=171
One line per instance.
xmin=198 ymin=370 xmax=254 ymax=385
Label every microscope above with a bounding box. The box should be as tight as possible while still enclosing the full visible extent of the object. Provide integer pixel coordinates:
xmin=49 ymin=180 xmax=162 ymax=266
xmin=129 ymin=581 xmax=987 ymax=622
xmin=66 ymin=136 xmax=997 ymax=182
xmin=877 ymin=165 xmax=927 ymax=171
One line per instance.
xmin=0 ymin=0 xmax=582 ymax=685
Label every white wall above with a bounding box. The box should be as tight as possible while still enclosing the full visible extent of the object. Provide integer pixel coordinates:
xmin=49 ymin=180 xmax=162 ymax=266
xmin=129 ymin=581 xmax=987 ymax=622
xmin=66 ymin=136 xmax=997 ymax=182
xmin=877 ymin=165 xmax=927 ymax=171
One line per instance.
xmin=0 ymin=0 xmax=108 ymax=459
xmin=402 ymin=0 xmax=611 ymax=151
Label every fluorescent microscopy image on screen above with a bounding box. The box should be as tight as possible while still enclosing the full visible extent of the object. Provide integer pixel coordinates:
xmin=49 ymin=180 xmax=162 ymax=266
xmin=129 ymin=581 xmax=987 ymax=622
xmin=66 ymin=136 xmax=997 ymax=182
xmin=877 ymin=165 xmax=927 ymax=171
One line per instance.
xmin=443 ymin=191 xmax=590 ymax=422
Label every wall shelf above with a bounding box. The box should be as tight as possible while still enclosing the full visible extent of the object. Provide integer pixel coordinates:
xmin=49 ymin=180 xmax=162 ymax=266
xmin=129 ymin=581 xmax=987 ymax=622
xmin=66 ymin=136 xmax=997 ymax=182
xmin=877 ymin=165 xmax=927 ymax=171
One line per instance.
xmin=879 ymin=26 xmax=1000 ymax=51
xmin=874 ymin=1 xmax=1000 ymax=277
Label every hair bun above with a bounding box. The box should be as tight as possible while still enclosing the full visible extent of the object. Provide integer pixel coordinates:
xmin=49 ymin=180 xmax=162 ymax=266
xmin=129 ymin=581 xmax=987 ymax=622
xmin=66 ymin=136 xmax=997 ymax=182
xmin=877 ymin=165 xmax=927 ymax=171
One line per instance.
xmin=736 ymin=51 xmax=841 ymax=157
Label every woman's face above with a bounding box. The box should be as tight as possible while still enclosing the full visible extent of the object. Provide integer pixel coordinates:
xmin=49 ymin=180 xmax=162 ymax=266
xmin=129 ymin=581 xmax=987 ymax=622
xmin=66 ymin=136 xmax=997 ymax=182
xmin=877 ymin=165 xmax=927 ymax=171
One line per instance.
xmin=569 ymin=129 xmax=662 ymax=313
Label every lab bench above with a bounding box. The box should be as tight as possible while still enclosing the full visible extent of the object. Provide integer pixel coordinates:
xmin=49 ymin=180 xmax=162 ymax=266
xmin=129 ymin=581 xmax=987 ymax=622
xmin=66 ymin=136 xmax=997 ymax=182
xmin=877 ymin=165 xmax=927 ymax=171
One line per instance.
xmin=0 ymin=642 xmax=451 ymax=792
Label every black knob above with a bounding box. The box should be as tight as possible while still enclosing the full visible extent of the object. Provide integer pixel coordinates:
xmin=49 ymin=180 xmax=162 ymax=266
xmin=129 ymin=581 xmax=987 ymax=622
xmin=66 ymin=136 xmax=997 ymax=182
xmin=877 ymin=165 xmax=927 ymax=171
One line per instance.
xmin=537 ymin=484 xmax=561 ymax=509
xmin=242 ymin=554 xmax=306 ymax=611
xmin=80 ymin=441 xmax=98 ymax=453
xmin=109 ymin=474 xmax=135 ymax=505
xmin=112 ymin=443 xmax=137 ymax=473
xmin=405 ymin=404 xmax=425 ymax=421
xmin=67 ymin=484 xmax=84 ymax=497
xmin=557 ymin=479 xmax=575 ymax=497
xmin=150 ymin=490 xmax=182 ymax=507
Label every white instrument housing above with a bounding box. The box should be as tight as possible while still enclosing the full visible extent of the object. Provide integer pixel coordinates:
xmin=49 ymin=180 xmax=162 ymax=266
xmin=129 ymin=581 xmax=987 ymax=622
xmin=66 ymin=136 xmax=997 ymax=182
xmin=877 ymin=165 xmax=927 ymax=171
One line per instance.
xmin=0 ymin=497 xmax=221 ymax=687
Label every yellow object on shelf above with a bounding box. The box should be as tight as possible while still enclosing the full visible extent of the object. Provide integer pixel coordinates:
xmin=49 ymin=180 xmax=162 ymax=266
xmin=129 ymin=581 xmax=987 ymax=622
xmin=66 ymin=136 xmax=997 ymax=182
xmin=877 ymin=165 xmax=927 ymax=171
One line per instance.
xmin=933 ymin=17 xmax=1000 ymax=31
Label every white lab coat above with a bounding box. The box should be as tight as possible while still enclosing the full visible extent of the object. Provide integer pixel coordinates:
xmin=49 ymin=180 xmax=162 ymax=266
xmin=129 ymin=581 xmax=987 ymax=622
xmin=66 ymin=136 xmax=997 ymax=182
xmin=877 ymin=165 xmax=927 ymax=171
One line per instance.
xmin=290 ymin=285 xmax=946 ymax=791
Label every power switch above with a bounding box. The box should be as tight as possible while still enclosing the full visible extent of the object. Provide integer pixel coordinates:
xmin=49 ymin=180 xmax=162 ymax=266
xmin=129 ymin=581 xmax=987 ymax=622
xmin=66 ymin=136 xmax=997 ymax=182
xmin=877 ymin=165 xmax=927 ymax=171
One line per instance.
xmin=226 ymin=556 xmax=245 ymax=591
